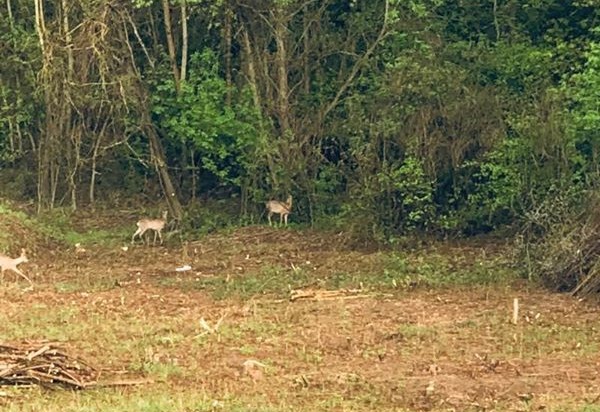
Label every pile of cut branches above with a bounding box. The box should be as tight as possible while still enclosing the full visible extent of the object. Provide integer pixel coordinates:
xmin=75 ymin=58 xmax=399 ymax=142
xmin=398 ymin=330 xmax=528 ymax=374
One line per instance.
xmin=517 ymin=191 xmax=600 ymax=297
xmin=0 ymin=342 xmax=97 ymax=389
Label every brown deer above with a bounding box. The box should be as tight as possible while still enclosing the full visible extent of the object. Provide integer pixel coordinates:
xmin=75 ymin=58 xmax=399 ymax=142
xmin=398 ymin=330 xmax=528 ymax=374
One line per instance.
xmin=132 ymin=211 xmax=168 ymax=245
xmin=266 ymin=195 xmax=293 ymax=226
xmin=0 ymin=248 xmax=33 ymax=287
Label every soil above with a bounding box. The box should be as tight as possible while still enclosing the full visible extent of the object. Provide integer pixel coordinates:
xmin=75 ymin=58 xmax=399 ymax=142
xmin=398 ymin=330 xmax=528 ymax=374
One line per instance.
xmin=1 ymin=224 xmax=599 ymax=411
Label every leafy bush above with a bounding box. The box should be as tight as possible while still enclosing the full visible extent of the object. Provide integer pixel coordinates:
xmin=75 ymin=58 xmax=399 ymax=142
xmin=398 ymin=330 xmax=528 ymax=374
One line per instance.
xmin=151 ymin=50 xmax=264 ymax=188
xmin=338 ymin=156 xmax=435 ymax=244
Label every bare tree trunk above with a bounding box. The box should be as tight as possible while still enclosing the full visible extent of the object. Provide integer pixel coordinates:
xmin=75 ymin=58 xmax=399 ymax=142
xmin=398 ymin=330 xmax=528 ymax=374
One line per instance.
xmin=180 ymin=0 xmax=188 ymax=83
xmin=34 ymin=0 xmax=52 ymax=212
xmin=68 ymin=129 xmax=81 ymax=211
xmin=6 ymin=0 xmax=15 ymax=155
xmin=492 ymin=0 xmax=500 ymax=41
xmin=240 ymin=21 xmax=278 ymax=190
xmin=89 ymin=133 xmax=102 ymax=206
xmin=161 ymin=0 xmax=180 ymax=93
xmin=190 ymin=146 xmax=196 ymax=201
xmin=62 ymin=0 xmax=77 ymax=210
xmin=240 ymin=23 xmax=261 ymax=110
xmin=126 ymin=9 xmax=184 ymax=221
xmin=273 ymin=6 xmax=291 ymax=136
xmin=6 ymin=0 xmax=13 ymax=27
xmin=138 ymin=94 xmax=183 ymax=221
xmin=146 ymin=123 xmax=184 ymax=222
xmin=303 ymin=5 xmax=310 ymax=95
xmin=223 ymin=1 xmax=233 ymax=106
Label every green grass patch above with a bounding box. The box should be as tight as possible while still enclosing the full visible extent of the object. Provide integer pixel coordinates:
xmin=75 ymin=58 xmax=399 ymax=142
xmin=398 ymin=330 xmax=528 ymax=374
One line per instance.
xmin=0 ymin=385 xmax=406 ymax=412
xmin=53 ymin=275 xmax=122 ymax=293
xmin=501 ymin=323 xmax=600 ymax=357
xmin=36 ymin=208 xmax=132 ymax=246
xmin=159 ymin=264 xmax=314 ymax=299
xmin=375 ymin=251 xmax=517 ymax=289
xmin=160 ymin=249 xmax=518 ymax=300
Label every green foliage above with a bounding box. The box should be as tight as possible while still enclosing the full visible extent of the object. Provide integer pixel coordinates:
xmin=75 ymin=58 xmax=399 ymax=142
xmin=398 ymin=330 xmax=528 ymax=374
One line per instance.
xmin=479 ymin=41 xmax=555 ymax=96
xmin=462 ymin=138 xmax=528 ymax=229
xmin=0 ymin=17 xmax=40 ymax=164
xmin=2 ymin=0 xmax=600 ymax=248
xmin=183 ymin=198 xmax=239 ymax=235
xmin=152 ymin=50 xmax=264 ymax=187
xmin=564 ymin=40 xmax=600 ymax=175
xmin=385 ymin=156 xmax=435 ymax=231
xmin=337 ymin=156 xmax=435 ymax=243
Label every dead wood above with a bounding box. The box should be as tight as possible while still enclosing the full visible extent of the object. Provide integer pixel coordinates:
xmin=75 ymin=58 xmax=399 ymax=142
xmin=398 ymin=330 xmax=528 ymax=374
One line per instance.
xmin=290 ymin=288 xmax=372 ymax=301
xmin=0 ymin=341 xmax=146 ymax=390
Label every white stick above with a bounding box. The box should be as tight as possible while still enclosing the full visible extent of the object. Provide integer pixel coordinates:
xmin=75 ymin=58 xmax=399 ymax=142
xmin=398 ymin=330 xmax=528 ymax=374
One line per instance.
xmin=512 ymin=298 xmax=519 ymax=325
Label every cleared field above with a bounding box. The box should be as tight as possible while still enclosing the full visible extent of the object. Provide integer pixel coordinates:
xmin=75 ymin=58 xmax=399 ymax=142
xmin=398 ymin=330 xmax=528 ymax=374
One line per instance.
xmin=1 ymin=227 xmax=599 ymax=411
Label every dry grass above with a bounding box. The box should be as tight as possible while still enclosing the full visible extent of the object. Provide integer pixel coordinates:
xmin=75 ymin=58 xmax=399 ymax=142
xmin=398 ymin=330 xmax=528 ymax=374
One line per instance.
xmin=0 ymin=223 xmax=599 ymax=411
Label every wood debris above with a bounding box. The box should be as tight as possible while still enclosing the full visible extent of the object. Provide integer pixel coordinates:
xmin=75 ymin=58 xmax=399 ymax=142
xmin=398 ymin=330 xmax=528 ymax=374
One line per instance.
xmin=0 ymin=342 xmax=96 ymax=389
xmin=290 ymin=288 xmax=371 ymax=301
xmin=0 ymin=342 xmax=148 ymax=390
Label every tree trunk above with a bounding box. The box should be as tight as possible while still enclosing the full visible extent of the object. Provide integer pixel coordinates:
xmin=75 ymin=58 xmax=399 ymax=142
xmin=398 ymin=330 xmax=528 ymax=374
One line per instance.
xmin=146 ymin=123 xmax=184 ymax=222
xmin=241 ymin=23 xmax=261 ymax=110
xmin=161 ymin=0 xmax=180 ymax=93
xmin=273 ymin=6 xmax=291 ymax=137
xmin=62 ymin=0 xmax=76 ymax=210
xmin=89 ymin=132 xmax=102 ymax=207
xmin=6 ymin=0 xmax=13 ymax=27
xmin=303 ymin=5 xmax=310 ymax=95
xmin=139 ymin=93 xmax=184 ymax=221
xmin=34 ymin=0 xmax=53 ymax=211
xmin=180 ymin=0 xmax=188 ymax=83
xmin=223 ymin=1 xmax=233 ymax=106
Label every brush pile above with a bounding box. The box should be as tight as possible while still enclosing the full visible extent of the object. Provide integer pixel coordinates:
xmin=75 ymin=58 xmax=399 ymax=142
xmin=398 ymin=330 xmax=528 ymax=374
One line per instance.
xmin=0 ymin=342 xmax=97 ymax=389
xmin=517 ymin=191 xmax=600 ymax=297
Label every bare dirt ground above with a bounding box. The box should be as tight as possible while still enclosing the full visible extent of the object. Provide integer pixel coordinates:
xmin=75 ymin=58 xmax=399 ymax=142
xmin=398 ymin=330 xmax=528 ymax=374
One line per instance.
xmin=1 ymin=226 xmax=600 ymax=411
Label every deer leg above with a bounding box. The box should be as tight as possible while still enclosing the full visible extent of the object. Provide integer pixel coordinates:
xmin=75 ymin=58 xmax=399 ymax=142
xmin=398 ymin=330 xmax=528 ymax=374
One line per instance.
xmin=132 ymin=228 xmax=142 ymax=244
xmin=158 ymin=230 xmax=163 ymax=245
xmin=141 ymin=229 xmax=149 ymax=245
xmin=268 ymin=212 xmax=273 ymax=226
xmin=284 ymin=213 xmax=288 ymax=226
xmin=12 ymin=268 xmax=33 ymax=286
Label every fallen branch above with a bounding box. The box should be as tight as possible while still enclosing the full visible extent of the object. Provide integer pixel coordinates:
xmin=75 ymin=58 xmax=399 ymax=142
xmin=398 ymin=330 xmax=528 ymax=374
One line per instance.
xmin=86 ymin=378 xmax=154 ymax=388
xmin=0 ymin=341 xmax=148 ymax=390
xmin=290 ymin=288 xmax=372 ymax=302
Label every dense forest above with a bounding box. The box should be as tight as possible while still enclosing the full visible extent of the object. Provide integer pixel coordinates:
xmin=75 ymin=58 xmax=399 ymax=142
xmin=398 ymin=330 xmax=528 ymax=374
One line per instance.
xmin=1 ymin=0 xmax=599 ymax=246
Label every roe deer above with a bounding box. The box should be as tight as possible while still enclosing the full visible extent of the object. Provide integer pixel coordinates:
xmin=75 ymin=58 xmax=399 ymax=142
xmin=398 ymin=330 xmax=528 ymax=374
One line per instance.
xmin=266 ymin=195 xmax=293 ymax=226
xmin=132 ymin=210 xmax=168 ymax=245
xmin=0 ymin=248 xmax=33 ymax=287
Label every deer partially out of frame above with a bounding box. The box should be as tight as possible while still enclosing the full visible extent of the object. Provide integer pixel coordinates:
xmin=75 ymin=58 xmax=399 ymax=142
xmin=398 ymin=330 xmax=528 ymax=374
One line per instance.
xmin=0 ymin=248 xmax=33 ymax=287
xmin=266 ymin=195 xmax=293 ymax=226
xmin=132 ymin=211 xmax=168 ymax=245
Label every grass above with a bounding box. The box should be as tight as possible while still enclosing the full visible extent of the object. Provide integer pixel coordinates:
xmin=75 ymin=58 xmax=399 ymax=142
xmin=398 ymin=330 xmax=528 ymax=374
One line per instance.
xmin=2 ymin=218 xmax=600 ymax=411
xmin=2 ymin=386 xmax=409 ymax=412
xmin=158 ymin=248 xmax=518 ymax=301
xmin=53 ymin=275 xmax=123 ymax=293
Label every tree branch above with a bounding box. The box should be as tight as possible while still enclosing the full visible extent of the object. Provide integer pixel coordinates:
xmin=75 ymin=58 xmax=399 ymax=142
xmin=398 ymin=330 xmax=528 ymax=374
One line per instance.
xmin=320 ymin=0 xmax=390 ymax=122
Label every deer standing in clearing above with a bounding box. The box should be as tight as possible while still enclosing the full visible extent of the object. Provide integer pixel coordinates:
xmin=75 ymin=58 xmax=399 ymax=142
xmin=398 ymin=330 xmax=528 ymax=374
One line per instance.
xmin=266 ymin=195 xmax=293 ymax=226
xmin=0 ymin=248 xmax=33 ymax=287
xmin=132 ymin=211 xmax=168 ymax=245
